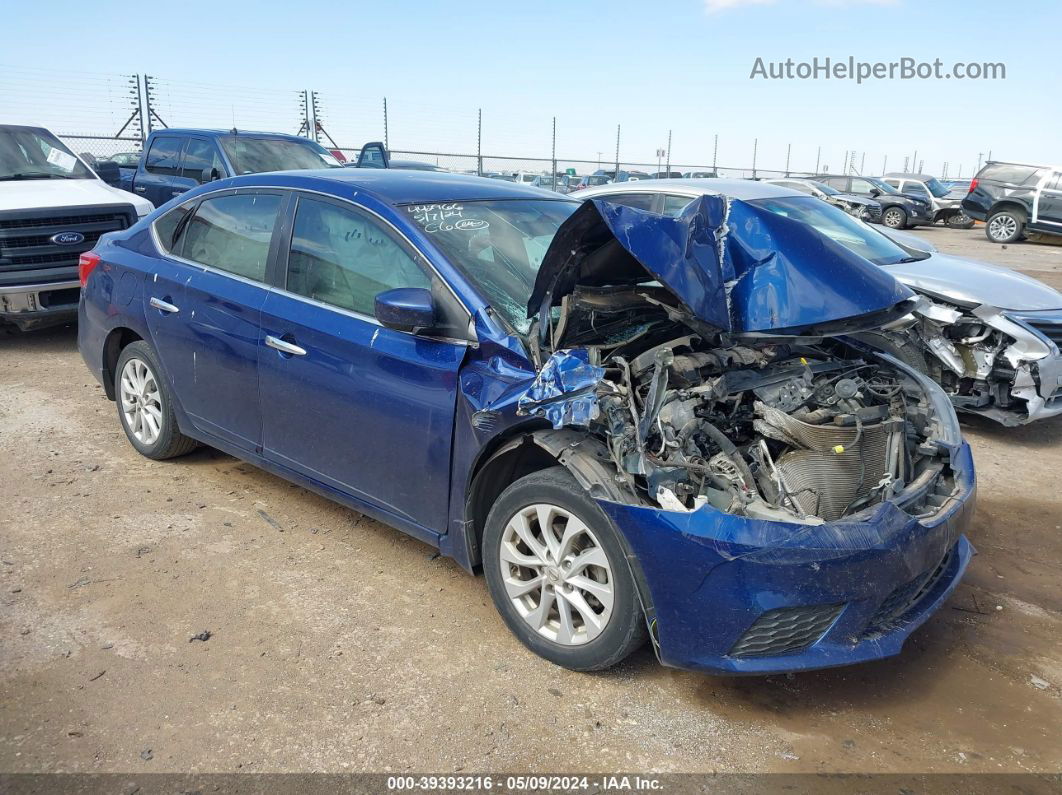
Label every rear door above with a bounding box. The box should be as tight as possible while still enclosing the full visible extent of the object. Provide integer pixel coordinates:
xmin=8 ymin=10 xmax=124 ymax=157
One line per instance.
xmin=1034 ymin=171 xmax=1062 ymax=231
xmin=135 ymin=135 xmax=186 ymax=207
xmin=258 ymin=192 xmax=470 ymax=536
xmin=147 ymin=189 xmax=285 ymax=450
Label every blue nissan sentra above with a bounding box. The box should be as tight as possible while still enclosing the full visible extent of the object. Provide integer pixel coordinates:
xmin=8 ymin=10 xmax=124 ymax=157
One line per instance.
xmin=78 ymin=169 xmax=975 ymax=675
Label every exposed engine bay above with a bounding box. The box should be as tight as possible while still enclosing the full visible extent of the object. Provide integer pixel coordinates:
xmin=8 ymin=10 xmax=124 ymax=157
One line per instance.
xmin=520 ymin=313 xmax=953 ymax=524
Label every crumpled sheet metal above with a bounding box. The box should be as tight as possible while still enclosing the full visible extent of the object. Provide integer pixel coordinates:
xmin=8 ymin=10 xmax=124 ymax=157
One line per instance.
xmin=528 ymin=194 xmax=913 ymax=335
xmin=516 ymin=348 xmax=604 ymax=429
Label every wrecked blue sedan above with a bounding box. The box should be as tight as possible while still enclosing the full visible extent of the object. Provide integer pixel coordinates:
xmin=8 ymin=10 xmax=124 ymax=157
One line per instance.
xmin=78 ymin=169 xmax=974 ymax=675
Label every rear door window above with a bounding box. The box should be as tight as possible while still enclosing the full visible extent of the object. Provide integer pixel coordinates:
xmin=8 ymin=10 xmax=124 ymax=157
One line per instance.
xmin=981 ymin=164 xmax=1041 ymax=186
xmin=145 ymin=136 xmax=184 ymax=177
xmin=600 ymin=193 xmax=657 ymax=212
xmin=662 ymin=194 xmax=695 ymax=216
xmin=180 ymin=193 xmax=282 ymax=281
xmin=901 ymin=181 xmax=930 ymax=198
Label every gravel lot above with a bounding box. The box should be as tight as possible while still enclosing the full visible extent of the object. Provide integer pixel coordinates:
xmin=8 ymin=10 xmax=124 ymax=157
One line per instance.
xmin=1 ymin=226 xmax=1060 ymax=774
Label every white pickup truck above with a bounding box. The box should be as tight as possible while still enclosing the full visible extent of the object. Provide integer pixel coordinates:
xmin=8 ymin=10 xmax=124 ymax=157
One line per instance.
xmin=1 ymin=124 xmax=154 ymax=331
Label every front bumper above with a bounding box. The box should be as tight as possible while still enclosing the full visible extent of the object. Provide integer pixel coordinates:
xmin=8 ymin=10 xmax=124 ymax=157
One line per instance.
xmin=908 ymin=205 xmax=935 ymax=224
xmin=0 ymin=280 xmax=81 ymax=330
xmin=599 ymin=443 xmax=976 ymax=675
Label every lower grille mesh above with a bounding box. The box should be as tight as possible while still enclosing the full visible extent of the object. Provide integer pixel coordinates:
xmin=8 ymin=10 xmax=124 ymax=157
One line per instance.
xmin=729 ymin=603 xmax=844 ymax=658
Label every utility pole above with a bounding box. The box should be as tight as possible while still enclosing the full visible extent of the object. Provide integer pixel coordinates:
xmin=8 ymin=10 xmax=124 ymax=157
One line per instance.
xmin=551 ymin=117 xmax=557 ymax=191
xmin=476 ymin=108 xmax=482 ymax=176
xmin=752 ymin=138 xmax=758 ymax=178
xmin=785 ymin=143 xmax=791 ymax=177
xmin=712 ymin=134 xmax=718 ymax=172
xmin=614 ymin=125 xmax=620 ymax=180
xmin=860 ymin=152 xmax=866 ymax=173
xmin=383 ymin=97 xmax=389 ymax=150
xmin=666 ymin=129 xmax=672 ymax=176
xmin=882 ymin=154 xmax=887 ymax=173
xmin=815 ymin=146 xmax=821 ymax=173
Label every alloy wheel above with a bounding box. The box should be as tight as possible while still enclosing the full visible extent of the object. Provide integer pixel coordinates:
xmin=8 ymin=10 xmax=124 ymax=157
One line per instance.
xmin=883 ymin=209 xmax=904 ymax=228
xmin=498 ymin=503 xmax=615 ymax=646
xmin=119 ymin=357 xmax=163 ymax=445
xmin=988 ymin=214 xmax=1017 ymax=241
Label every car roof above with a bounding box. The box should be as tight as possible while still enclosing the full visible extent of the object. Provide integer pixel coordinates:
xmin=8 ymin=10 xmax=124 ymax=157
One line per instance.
xmin=884 ymin=172 xmax=936 ymax=180
xmin=154 ymin=128 xmax=309 ymax=141
xmin=227 ymin=168 xmax=573 ymax=205
xmin=574 ymin=177 xmax=804 ymax=200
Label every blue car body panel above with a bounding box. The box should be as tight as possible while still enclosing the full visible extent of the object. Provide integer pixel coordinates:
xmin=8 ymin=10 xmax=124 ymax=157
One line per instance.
xmin=78 ymin=169 xmax=975 ymax=675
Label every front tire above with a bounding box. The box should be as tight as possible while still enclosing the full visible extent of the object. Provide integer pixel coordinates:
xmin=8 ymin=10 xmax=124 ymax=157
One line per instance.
xmin=986 ymin=209 xmax=1025 ymax=243
xmin=115 ymin=341 xmax=197 ymax=460
xmin=945 ymin=210 xmax=974 ymax=229
xmin=882 ymin=205 xmax=909 ymax=229
xmin=482 ymin=467 xmax=647 ymax=671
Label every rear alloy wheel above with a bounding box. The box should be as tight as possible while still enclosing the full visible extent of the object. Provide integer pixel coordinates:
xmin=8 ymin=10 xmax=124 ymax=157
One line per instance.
xmin=986 ymin=210 xmax=1024 ymax=243
xmin=115 ymin=341 xmax=197 ymax=460
xmin=882 ymin=206 xmax=908 ymax=229
xmin=945 ymin=210 xmax=974 ymax=229
xmin=483 ymin=467 xmax=647 ymax=671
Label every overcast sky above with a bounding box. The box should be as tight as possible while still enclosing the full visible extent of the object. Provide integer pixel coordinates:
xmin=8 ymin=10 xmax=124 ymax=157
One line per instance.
xmin=2 ymin=0 xmax=1056 ymax=176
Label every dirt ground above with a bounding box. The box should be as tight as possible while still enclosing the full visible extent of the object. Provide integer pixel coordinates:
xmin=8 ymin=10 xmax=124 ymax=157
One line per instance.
xmin=1 ymin=226 xmax=1060 ymax=775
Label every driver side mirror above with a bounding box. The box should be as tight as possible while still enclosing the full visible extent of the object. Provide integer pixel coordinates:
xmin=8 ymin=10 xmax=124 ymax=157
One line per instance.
xmin=869 ymin=188 xmax=881 ymax=197
xmin=93 ymin=160 xmax=121 ymax=186
xmin=374 ymin=287 xmax=435 ymax=333
xmin=200 ymin=167 xmax=222 ymax=184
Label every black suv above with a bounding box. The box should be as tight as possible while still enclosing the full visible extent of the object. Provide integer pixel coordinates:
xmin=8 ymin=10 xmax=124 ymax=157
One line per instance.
xmin=962 ymin=161 xmax=1062 ymax=243
xmin=812 ymin=174 xmax=934 ymax=229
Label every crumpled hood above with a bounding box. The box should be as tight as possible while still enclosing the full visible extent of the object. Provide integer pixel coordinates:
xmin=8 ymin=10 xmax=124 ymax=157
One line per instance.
xmin=885 ymin=252 xmax=1062 ymax=311
xmin=529 ymin=195 xmax=914 ymax=335
xmin=0 ymin=177 xmax=150 ymax=214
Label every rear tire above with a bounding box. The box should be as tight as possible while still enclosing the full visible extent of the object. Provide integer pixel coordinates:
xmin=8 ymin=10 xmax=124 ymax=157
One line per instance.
xmin=482 ymin=467 xmax=647 ymax=671
xmin=115 ymin=341 xmax=197 ymax=460
xmin=985 ymin=209 xmax=1025 ymax=243
xmin=882 ymin=206 xmax=908 ymax=229
xmin=945 ymin=211 xmax=975 ymax=229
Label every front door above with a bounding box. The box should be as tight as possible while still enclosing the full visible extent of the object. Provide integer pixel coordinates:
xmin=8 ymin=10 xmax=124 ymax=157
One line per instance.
xmin=1035 ymin=171 xmax=1062 ymax=231
xmin=135 ymin=135 xmax=187 ymax=208
xmin=258 ymin=193 xmax=469 ymax=535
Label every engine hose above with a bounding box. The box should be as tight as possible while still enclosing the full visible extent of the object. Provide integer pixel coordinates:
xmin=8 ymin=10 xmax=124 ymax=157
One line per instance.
xmin=688 ymin=419 xmax=757 ymax=492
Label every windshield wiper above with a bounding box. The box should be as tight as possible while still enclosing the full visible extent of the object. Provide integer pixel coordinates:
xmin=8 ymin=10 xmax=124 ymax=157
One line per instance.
xmin=896 ymin=255 xmax=928 ymax=263
xmin=0 ymin=173 xmax=75 ymax=181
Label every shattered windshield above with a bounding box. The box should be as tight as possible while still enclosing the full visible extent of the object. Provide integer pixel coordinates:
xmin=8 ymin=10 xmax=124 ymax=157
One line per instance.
xmin=749 ymin=196 xmax=929 ymax=265
xmin=404 ymin=199 xmax=578 ymax=333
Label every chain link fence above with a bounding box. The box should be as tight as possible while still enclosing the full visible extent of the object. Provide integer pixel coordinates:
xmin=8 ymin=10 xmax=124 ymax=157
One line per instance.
xmin=1 ymin=65 xmax=983 ymax=183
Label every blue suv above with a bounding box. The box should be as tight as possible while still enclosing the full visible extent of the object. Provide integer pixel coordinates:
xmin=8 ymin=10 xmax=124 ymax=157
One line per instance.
xmin=78 ymin=169 xmax=974 ymax=674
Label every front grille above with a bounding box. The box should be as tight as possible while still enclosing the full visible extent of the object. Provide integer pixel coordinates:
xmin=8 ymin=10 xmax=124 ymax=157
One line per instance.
xmin=867 ymin=205 xmax=882 ymax=220
xmin=729 ymin=603 xmax=844 ymax=658
xmin=863 ymin=547 xmax=953 ymax=636
xmin=1023 ymin=317 xmax=1062 ymax=350
xmin=0 ymin=204 xmax=135 ymax=286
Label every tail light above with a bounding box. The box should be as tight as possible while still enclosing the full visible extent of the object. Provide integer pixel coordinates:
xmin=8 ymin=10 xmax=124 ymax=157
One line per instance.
xmin=967 ymin=178 xmax=978 ymax=194
xmin=78 ymin=251 xmax=102 ymax=286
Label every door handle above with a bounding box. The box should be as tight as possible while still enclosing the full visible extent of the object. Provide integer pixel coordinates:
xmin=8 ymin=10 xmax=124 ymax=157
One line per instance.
xmin=134 ymin=186 xmax=146 ymax=192
xmin=265 ymin=335 xmax=307 ymax=356
xmin=149 ymin=296 xmax=179 ymax=314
